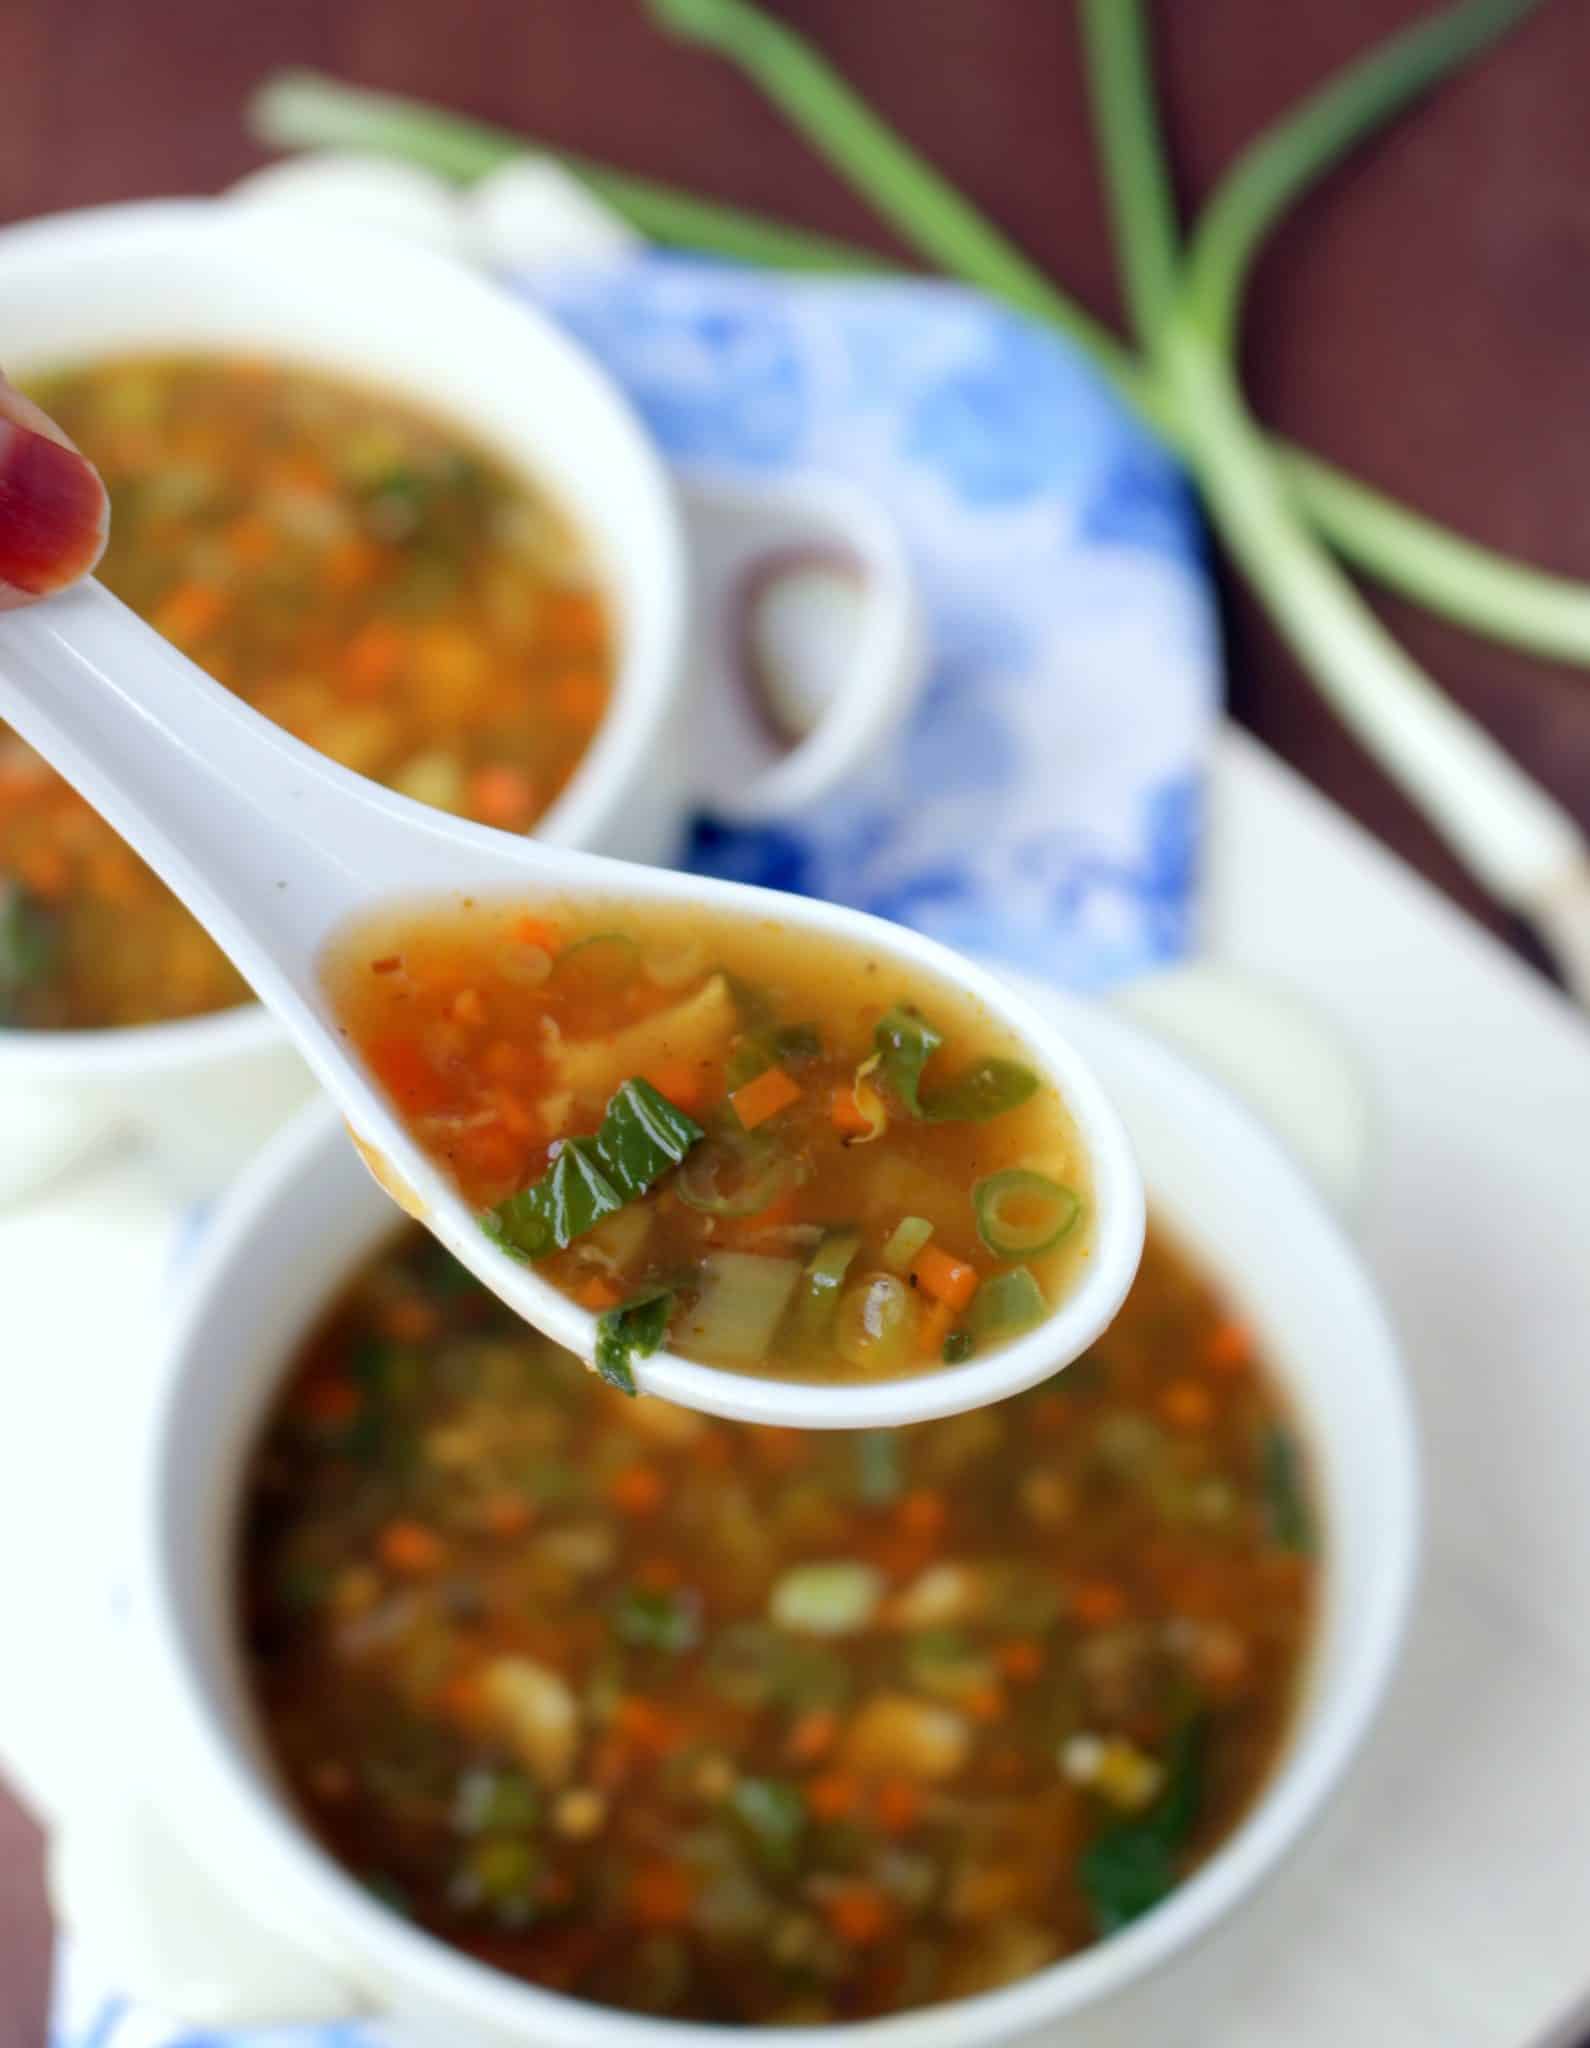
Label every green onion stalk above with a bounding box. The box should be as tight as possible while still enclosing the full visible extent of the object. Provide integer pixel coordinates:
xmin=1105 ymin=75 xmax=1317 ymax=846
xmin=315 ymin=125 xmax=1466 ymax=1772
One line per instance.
xmin=250 ymin=0 xmax=1590 ymax=973
xmin=252 ymin=10 xmax=1590 ymax=670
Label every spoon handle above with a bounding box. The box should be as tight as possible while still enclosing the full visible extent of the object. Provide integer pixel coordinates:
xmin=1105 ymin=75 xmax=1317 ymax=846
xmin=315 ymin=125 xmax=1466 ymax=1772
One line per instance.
xmin=0 ymin=582 xmax=369 ymax=986
xmin=0 ymin=580 xmax=562 ymax=1009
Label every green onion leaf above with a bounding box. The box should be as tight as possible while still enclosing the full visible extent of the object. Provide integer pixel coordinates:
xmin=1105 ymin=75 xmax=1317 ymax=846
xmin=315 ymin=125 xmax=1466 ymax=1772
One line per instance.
xmin=485 ymin=1079 xmax=702 ymax=1259
xmin=973 ymin=1170 xmax=1083 ymax=1258
xmin=873 ymin=1004 xmax=942 ymax=1114
xmin=593 ymin=1286 xmax=675 ymax=1396
xmin=966 ymin=1267 xmax=1047 ymax=1347
xmin=1078 ymin=1717 xmax=1204 ymax=1935
xmin=874 ymin=1005 xmax=1039 ymax=1123
xmin=730 ymin=1776 xmax=807 ymax=1873
xmin=611 ymin=1581 xmax=702 ymax=1653
xmin=1262 ymin=1424 xmax=1315 ymax=1555
xmin=921 ymin=1058 xmax=1039 ymax=1122
xmin=941 ymin=1329 xmax=974 ymax=1365
xmin=0 ymin=882 xmax=56 ymax=1025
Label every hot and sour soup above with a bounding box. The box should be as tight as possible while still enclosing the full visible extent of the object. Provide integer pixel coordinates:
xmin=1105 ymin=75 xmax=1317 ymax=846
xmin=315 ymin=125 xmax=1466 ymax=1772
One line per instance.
xmin=1 ymin=353 xmax=614 ymax=1029
xmin=241 ymin=1222 xmax=1318 ymax=2025
xmin=326 ymin=899 xmax=1096 ymax=1385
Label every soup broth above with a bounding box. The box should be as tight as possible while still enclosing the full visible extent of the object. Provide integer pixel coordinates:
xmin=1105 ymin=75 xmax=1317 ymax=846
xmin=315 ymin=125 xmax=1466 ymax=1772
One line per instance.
xmin=240 ymin=1222 xmax=1317 ymax=2025
xmin=325 ymin=899 xmax=1094 ymax=1384
xmin=2 ymin=354 xmax=614 ymax=1029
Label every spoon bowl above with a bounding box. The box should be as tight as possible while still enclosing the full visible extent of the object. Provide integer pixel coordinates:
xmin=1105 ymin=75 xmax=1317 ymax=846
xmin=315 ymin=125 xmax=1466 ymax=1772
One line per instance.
xmin=0 ymin=581 xmax=1143 ymax=1424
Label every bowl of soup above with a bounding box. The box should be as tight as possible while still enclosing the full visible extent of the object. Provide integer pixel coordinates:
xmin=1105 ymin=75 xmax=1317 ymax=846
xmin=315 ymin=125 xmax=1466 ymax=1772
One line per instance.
xmin=47 ymin=987 xmax=1415 ymax=2045
xmin=0 ymin=200 xmax=917 ymax=1196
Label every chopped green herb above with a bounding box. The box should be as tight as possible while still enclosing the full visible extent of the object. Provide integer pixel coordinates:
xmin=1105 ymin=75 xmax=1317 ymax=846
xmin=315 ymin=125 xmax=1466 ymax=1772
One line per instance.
xmin=1078 ymin=1717 xmax=1204 ymax=1934
xmin=593 ymin=1286 xmax=675 ymax=1396
xmin=730 ymin=1775 xmax=807 ymax=1873
xmin=611 ymin=1582 xmax=702 ymax=1653
xmin=874 ymin=1004 xmax=1039 ymax=1123
xmin=453 ymin=1767 xmax=542 ymax=1835
xmin=485 ymin=1079 xmax=702 ymax=1260
xmin=941 ymin=1328 xmax=974 ymax=1364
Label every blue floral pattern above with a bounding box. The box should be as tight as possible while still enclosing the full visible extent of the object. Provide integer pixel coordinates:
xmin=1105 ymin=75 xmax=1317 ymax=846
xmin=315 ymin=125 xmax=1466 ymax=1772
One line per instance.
xmin=53 ymin=247 xmax=1220 ymax=2048
xmin=533 ymin=255 xmax=1217 ymax=992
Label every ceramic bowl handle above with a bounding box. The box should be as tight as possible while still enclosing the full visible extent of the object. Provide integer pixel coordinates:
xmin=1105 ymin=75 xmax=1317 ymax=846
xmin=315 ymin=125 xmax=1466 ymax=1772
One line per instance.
xmin=678 ymin=471 xmax=923 ymax=822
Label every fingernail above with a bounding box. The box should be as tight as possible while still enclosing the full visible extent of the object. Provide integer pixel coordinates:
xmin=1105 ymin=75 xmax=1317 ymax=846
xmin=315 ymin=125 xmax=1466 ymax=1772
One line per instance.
xmin=0 ymin=417 xmax=109 ymax=601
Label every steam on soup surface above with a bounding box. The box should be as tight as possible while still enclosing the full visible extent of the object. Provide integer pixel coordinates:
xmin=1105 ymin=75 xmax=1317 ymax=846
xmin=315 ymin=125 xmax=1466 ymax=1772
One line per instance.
xmin=0 ymin=354 xmax=613 ymax=1029
xmin=325 ymin=899 xmax=1093 ymax=1384
xmin=240 ymin=1223 xmax=1317 ymax=2025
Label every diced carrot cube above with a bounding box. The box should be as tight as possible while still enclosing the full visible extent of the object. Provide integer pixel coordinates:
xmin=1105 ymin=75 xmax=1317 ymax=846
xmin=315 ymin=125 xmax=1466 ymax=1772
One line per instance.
xmin=821 ymin=1882 xmax=892 ymax=1947
xmin=806 ymin=1772 xmax=862 ymax=1821
xmin=630 ymin=1860 xmax=695 ymax=1929
xmin=579 ymin=1275 xmax=623 ymax=1313
xmin=153 ymin=580 xmax=229 ymax=645
xmin=607 ymin=1464 xmax=666 ymax=1516
xmin=873 ymin=1777 xmax=921 ymax=1834
xmin=729 ymin=1065 xmax=802 ymax=1131
xmin=378 ymin=1520 xmax=445 ymax=1575
xmin=467 ymin=764 xmax=539 ymax=831
xmin=909 ymin=1245 xmax=980 ymax=1312
xmin=341 ymin=621 xmax=406 ymax=699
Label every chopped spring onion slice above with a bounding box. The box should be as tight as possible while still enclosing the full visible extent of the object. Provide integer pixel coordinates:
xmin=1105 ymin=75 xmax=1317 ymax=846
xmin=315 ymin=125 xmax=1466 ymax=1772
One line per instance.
xmin=966 ymin=1267 xmax=1048 ymax=1346
xmin=874 ymin=1004 xmax=1039 ymax=1123
xmin=676 ymin=1124 xmax=804 ymax=1217
xmin=676 ymin=1250 xmax=803 ymax=1363
xmin=881 ymin=1216 xmax=934 ymax=1273
xmin=593 ymin=1286 xmax=675 ymax=1396
xmin=769 ymin=1560 xmax=885 ymax=1636
xmin=788 ymin=1227 xmax=862 ymax=1352
xmin=485 ymin=1079 xmax=702 ymax=1259
xmin=611 ymin=1580 xmax=701 ymax=1651
xmin=972 ymin=1170 xmax=1082 ymax=1258
xmin=941 ymin=1329 xmax=974 ymax=1365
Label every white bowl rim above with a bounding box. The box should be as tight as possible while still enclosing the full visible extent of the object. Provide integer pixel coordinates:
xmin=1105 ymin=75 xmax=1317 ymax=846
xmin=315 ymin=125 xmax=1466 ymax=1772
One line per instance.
xmin=131 ymin=991 xmax=1420 ymax=2046
xmin=0 ymin=194 xmax=686 ymax=1077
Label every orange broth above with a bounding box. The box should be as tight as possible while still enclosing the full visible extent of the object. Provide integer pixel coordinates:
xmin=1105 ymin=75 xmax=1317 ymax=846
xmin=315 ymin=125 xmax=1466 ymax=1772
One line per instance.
xmin=325 ymin=899 xmax=1094 ymax=1385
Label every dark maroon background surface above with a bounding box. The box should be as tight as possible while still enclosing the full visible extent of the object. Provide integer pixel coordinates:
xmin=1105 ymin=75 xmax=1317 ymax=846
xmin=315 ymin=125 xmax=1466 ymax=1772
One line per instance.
xmin=5 ymin=2 xmax=1590 ymax=2037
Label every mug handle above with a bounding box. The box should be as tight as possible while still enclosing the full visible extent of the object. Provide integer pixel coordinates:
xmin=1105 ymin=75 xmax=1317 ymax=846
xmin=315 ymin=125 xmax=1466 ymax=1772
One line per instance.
xmin=676 ymin=470 xmax=924 ymax=823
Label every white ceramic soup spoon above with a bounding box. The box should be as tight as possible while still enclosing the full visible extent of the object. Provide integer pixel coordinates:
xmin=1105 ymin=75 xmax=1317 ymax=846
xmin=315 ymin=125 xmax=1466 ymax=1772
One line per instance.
xmin=0 ymin=581 xmax=1143 ymax=1426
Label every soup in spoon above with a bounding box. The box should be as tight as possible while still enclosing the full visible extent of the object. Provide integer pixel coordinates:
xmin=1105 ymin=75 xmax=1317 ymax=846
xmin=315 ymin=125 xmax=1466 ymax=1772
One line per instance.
xmin=325 ymin=898 xmax=1094 ymax=1389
